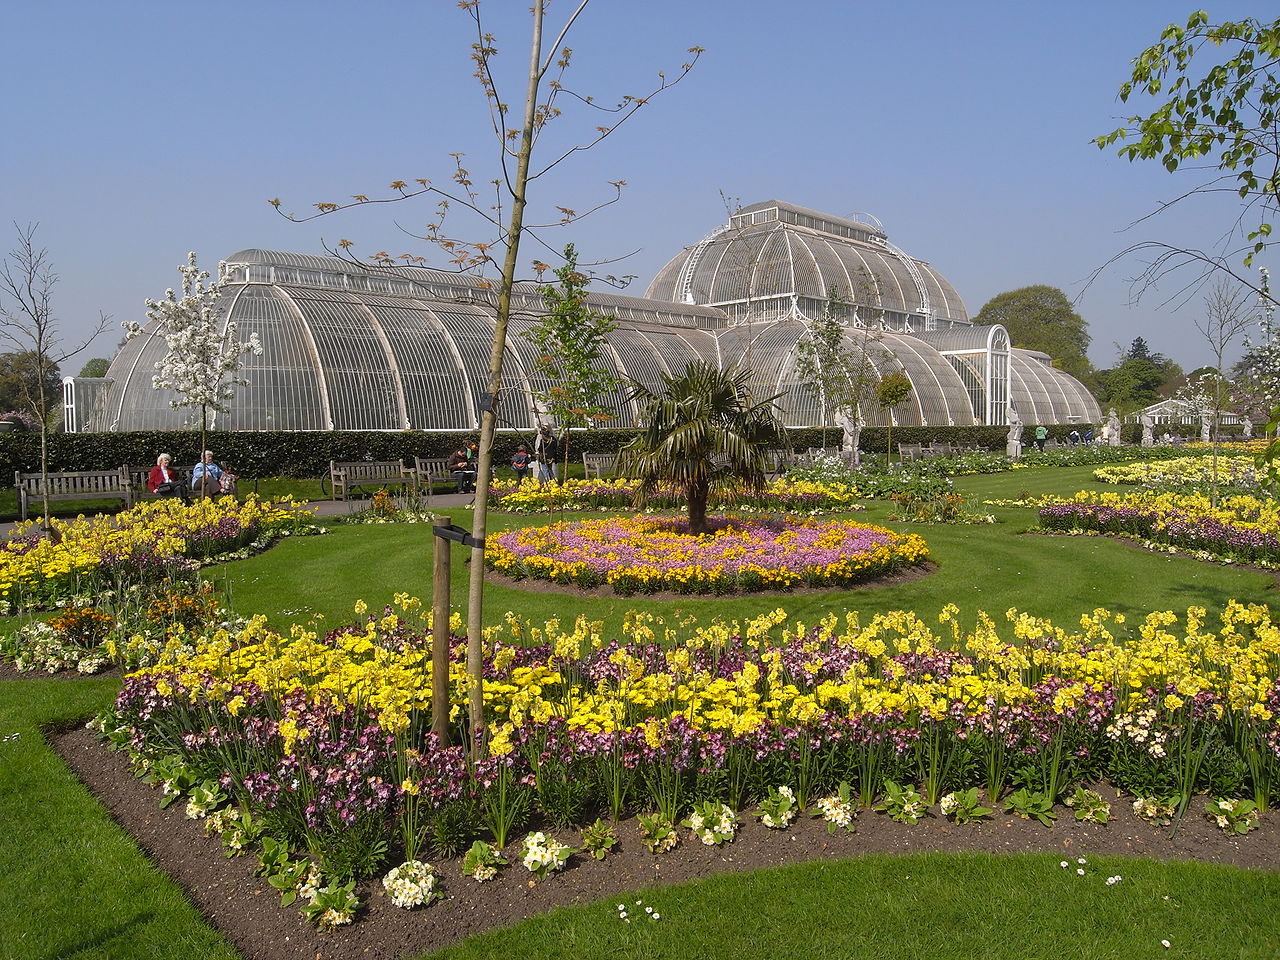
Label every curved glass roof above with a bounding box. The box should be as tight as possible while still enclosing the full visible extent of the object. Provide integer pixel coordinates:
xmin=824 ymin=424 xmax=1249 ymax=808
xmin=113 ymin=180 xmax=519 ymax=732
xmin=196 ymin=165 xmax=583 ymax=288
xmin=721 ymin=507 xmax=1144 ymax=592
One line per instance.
xmin=1009 ymin=349 xmax=1102 ymax=424
xmin=95 ymin=206 xmax=1101 ymax=433
xmin=646 ymin=200 xmax=969 ymax=327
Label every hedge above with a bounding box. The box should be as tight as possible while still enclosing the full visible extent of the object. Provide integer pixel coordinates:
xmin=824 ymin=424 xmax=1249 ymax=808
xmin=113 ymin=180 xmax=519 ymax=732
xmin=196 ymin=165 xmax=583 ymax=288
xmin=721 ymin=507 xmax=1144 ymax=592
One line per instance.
xmin=0 ymin=424 xmax=1068 ymax=486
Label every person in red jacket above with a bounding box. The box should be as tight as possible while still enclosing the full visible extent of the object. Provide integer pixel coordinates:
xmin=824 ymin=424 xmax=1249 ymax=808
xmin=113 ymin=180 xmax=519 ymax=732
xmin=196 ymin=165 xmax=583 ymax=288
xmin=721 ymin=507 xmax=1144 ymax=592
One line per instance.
xmin=147 ymin=453 xmax=191 ymax=503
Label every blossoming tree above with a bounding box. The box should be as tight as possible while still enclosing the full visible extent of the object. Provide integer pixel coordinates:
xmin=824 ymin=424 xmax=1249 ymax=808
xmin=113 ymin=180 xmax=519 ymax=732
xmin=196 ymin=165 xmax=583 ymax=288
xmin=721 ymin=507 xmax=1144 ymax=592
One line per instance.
xmin=125 ymin=252 xmax=262 ymax=474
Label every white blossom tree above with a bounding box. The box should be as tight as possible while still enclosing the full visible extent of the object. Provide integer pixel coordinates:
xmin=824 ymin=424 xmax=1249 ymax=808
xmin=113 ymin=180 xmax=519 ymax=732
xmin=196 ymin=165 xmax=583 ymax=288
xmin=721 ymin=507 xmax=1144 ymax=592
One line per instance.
xmin=124 ymin=252 xmax=262 ymax=475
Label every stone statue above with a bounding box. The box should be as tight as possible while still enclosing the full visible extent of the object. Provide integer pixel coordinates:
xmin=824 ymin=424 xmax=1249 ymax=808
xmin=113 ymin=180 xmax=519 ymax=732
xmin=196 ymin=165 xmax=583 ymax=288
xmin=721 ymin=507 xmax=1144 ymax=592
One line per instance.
xmin=1141 ymin=412 xmax=1154 ymax=447
xmin=1105 ymin=407 xmax=1122 ymax=446
xmin=1006 ymin=405 xmax=1023 ymax=459
xmin=836 ymin=409 xmax=863 ymax=466
xmin=1243 ymin=418 xmax=1253 ymax=439
xmin=1200 ymin=411 xmax=1211 ymax=443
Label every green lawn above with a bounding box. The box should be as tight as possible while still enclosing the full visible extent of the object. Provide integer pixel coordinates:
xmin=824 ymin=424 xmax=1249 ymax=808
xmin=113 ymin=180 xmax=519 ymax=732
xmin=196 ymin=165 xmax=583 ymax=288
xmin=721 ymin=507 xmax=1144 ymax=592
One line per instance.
xmin=0 ymin=679 xmax=239 ymax=960
xmin=221 ymin=466 xmax=1276 ymax=634
xmin=431 ymin=853 xmax=1280 ymax=960
xmin=3 ymin=462 xmax=1277 ymax=960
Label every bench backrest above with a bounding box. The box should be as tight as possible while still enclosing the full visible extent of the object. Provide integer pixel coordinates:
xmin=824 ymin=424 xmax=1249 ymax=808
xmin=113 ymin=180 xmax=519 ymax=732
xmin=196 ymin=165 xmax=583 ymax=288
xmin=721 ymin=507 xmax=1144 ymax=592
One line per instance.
xmin=330 ymin=459 xmax=409 ymax=479
xmin=413 ymin=456 xmax=452 ymax=478
xmin=15 ymin=467 xmax=131 ymax=494
xmin=582 ymin=453 xmax=617 ymax=478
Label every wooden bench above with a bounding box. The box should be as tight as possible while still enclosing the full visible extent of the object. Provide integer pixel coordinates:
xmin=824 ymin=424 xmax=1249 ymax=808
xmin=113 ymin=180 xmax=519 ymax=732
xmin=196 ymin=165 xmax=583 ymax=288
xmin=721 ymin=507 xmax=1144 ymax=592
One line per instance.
xmin=582 ymin=452 xmax=617 ymax=479
xmin=15 ymin=467 xmax=134 ymax=520
xmin=413 ymin=456 xmax=460 ymax=499
xmin=329 ymin=460 xmax=418 ymax=501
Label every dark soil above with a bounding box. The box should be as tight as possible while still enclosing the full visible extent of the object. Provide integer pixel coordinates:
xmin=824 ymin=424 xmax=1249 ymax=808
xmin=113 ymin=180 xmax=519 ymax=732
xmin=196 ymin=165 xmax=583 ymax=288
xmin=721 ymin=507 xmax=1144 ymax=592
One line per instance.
xmin=0 ymin=660 xmax=120 ymax=682
xmin=53 ymin=723 xmax=1278 ymax=960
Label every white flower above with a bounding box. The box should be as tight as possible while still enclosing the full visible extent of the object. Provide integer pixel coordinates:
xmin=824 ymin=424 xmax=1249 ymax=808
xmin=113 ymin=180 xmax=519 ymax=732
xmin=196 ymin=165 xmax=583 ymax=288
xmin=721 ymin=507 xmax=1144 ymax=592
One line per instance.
xmin=1161 ymin=940 xmax=1171 ymax=949
xmin=1060 ymin=861 xmax=1069 ymax=868
xmin=1077 ymin=857 xmax=1087 ymax=865
xmin=1077 ymin=868 xmax=1086 ymax=876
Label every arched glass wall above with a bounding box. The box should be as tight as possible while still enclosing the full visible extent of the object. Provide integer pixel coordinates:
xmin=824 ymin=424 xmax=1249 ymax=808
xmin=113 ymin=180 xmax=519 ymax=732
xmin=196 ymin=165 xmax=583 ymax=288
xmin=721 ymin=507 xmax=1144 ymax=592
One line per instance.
xmin=92 ymin=206 xmax=1101 ymax=432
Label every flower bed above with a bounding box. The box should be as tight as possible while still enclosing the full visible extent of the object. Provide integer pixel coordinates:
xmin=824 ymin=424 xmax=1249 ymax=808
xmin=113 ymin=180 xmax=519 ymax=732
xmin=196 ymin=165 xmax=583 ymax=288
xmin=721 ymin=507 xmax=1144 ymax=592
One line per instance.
xmin=486 ymin=514 xmax=930 ymax=594
xmin=99 ymin=599 xmax=1280 ymax=928
xmin=1094 ymin=456 xmax=1261 ymax=491
xmin=1038 ymin=490 xmax=1280 ymax=565
xmin=0 ymin=496 xmax=317 ymax=612
xmin=490 ymin=477 xmax=864 ymax=514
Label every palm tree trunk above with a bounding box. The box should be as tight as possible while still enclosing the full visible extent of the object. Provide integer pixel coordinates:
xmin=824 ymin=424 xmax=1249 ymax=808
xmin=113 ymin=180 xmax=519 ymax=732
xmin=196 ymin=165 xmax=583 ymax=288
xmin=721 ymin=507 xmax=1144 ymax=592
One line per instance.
xmin=688 ymin=479 xmax=709 ymax=535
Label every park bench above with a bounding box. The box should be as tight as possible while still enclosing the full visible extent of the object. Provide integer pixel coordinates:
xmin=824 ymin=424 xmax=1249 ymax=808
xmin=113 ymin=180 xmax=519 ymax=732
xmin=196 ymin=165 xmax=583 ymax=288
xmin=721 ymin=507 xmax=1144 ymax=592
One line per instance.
xmin=15 ymin=467 xmax=134 ymax=520
xmin=328 ymin=459 xmax=418 ymax=501
xmin=582 ymin=452 xmax=617 ymax=479
xmin=413 ymin=456 xmax=465 ymax=499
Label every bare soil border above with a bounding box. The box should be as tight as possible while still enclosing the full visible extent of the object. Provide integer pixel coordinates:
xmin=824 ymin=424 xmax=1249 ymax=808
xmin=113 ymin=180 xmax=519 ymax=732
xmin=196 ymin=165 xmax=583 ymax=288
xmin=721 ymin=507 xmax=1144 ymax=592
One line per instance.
xmin=51 ymin=723 xmax=1278 ymax=960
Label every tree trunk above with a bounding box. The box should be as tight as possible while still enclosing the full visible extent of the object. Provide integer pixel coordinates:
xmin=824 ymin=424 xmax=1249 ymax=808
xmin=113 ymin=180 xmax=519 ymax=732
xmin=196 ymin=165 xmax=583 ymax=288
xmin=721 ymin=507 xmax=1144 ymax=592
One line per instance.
xmin=687 ymin=478 xmax=709 ymax=535
xmin=463 ymin=2 xmax=547 ymax=760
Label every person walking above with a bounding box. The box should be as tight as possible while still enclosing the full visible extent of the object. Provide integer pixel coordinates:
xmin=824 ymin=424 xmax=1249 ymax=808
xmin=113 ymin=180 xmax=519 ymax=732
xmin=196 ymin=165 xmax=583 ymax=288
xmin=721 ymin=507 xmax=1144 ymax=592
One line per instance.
xmin=1033 ymin=425 xmax=1048 ymax=452
xmin=533 ymin=425 xmax=558 ymax=485
xmin=511 ymin=444 xmax=532 ymax=485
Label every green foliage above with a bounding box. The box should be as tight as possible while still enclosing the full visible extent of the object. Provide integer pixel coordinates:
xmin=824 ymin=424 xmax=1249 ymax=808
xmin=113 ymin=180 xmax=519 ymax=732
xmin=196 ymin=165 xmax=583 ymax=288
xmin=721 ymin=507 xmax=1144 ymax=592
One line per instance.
xmin=1095 ymin=12 xmax=1280 ymax=269
xmin=939 ymin=787 xmax=993 ymax=824
xmin=0 ymin=349 xmax=61 ymax=417
xmin=874 ymin=780 xmax=925 ymax=824
xmin=1003 ymin=787 xmax=1057 ymax=827
xmin=1067 ymin=787 xmax=1112 ymax=824
xmin=875 ymin=370 xmax=912 ymax=464
xmin=619 ymin=361 xmax=788 ymax=534
xmin=580 ymin=818 xmax=619 ymax=860
xmin=793 ymin=284 xmax=881 ymax=447
xmin=1096 ymin=337 xmax=1182 ymax=411
xmin=77 ymin=357 xmax=110 ymax=378
xmin=972 ymin=286 xmax=1093 ymax=381
xmin=524 ymin=243 xmax=619 ymax=425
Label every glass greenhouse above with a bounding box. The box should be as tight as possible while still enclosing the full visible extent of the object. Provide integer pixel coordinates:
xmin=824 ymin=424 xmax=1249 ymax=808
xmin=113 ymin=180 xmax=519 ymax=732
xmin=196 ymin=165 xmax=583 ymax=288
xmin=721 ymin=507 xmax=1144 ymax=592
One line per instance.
xmin=83 ymin=200 xmax=1100 ymax=432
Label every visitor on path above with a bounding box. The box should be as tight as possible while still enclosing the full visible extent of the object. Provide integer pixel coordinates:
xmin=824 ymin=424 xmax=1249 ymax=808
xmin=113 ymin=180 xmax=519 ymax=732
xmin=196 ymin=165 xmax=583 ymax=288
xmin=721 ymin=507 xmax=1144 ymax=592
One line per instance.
xmin=192 ymin=451 xmax=234 ymax=498
xmin=147 ymin=453 xmax=191 ymax=503
xmin=1068 ymin=429 xmax=1081 ymax=446
xmin=511 ymin=444 xmax=532 ymax=484
xmin=534 ymin=425 xmax=558 ymax=485
xmin=447 ymin=446 xmax=476 ymax=493
xmin=1034 ymin=425 xmax=1048 ymax=452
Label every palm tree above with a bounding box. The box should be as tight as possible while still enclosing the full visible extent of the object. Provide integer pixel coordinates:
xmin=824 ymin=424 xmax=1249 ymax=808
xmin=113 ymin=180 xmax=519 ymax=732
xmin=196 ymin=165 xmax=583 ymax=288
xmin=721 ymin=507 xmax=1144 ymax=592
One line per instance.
xmin=619 ymin=361 xmax=788 ymax=535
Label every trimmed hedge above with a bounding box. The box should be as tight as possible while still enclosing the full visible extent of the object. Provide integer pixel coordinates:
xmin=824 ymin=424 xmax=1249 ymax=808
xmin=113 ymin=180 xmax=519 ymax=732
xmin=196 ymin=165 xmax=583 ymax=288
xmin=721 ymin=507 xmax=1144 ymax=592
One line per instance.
xmin=0 ymin=424 xmax=1059 ymax=486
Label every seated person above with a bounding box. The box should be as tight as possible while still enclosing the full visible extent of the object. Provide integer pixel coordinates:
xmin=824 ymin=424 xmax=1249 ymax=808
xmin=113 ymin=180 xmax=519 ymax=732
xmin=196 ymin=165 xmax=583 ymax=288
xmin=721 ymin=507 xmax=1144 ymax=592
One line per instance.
xmin=147 ymin=453 xmax=191 ymax=502
xmin=218 ymin=462 xmax=239 ymax=497
xmin=191 ymin=450 xmax=234 ymax=497
xmin=446 ymin=446 xmax=477 ymax=493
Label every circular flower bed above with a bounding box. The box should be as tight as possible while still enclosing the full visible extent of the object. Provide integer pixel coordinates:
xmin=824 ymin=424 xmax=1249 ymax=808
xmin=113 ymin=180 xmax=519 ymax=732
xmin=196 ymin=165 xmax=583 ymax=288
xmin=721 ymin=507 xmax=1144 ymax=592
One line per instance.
xmin=486 ymin=514 xmax=930 ymax=594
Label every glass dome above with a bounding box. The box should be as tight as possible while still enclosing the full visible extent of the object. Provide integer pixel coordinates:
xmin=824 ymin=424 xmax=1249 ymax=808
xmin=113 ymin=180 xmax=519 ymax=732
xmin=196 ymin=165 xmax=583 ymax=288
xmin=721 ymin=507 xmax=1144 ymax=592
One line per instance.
xmin=89 ymin=202 xmax=1101 ymax=433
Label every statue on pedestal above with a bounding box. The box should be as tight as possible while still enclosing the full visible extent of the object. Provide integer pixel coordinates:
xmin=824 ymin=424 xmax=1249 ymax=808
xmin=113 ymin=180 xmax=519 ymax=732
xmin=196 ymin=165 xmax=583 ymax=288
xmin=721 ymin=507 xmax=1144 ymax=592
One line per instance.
xmin=1200 ymin=411 xmax=1211 ymax=443
xmin=1105 ymin=407 xmax=1122 ymax=446
xmin=1006 ymin=405 xmax=1023 ymax=459
xmin=836 ymin=409 xmax=863 ymax=467
xmin=1141 ymin=412 xmax=1154 ymax=447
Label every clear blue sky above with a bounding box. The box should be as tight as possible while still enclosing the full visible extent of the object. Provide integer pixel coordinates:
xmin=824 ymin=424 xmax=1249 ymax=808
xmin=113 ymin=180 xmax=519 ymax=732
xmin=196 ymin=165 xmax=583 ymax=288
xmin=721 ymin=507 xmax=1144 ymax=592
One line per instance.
xmin=1 ymin=1 xmax=1270 ymax=374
